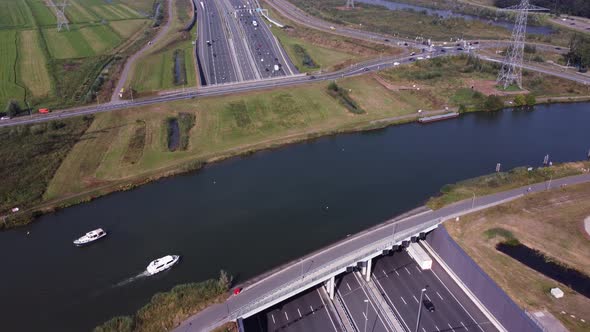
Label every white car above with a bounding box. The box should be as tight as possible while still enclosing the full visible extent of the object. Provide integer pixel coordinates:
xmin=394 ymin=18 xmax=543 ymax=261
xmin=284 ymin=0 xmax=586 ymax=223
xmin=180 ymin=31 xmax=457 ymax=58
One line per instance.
xmin=0 ymin=116 xmax=10 ymax=120
xmin=393 ymin=62 xmax=400 ymax=66
xmin=417 ymin=56 xmax=424 ymax=60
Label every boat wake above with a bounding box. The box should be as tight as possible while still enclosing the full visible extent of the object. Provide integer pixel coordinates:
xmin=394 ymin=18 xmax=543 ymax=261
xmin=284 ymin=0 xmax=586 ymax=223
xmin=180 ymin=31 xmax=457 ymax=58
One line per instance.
xmin=114 ymin=271 xmax=149 ymax=287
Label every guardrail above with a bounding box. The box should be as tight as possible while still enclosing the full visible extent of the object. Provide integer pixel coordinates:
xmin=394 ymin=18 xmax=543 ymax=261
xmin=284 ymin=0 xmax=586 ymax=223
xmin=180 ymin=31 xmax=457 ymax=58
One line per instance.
xmin=229 ymin=217 xmax=442 ymax=319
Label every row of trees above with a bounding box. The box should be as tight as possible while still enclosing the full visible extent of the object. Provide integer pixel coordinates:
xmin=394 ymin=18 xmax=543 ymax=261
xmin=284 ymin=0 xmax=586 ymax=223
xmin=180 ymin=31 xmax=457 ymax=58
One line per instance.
xmin=564 ymin=34 xmax=590 ymax=70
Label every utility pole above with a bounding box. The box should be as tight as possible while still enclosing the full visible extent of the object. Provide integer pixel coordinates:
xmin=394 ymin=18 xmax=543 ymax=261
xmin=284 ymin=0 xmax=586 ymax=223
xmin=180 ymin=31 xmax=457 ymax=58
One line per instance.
xmin=363 ymin=299 xmax=369 ymax=332
xmin=415 ymin=286 xmax=428 ymax=332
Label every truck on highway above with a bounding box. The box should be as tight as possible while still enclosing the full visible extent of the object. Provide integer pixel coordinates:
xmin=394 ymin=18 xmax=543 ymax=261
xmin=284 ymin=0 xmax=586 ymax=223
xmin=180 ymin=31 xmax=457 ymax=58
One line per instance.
xmin=406 ymin=242 xmax=432 ymax=270
xmin=252 ymin=20 xmax=258 ymax=27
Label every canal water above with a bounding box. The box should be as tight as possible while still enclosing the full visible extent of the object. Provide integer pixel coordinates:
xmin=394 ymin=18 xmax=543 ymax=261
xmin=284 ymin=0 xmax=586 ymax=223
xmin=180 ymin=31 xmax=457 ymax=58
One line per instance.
xmin=1 ymin=103 xmax=590 ymax=331
xmin=354 ymin=0 xmax=555 ymax=35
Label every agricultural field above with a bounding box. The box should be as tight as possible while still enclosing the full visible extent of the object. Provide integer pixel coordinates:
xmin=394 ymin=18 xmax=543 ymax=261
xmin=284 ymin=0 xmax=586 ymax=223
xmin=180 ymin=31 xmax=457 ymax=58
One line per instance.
xmin=0 ymin=0 xmax=155 ymax=110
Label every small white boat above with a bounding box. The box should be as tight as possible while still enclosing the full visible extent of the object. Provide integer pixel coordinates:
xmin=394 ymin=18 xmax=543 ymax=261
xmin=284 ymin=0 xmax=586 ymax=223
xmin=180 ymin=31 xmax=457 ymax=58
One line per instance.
xmin=146 ymin=255 xmax=180 ymax=275
xmin=73 ymin=228 xmax=107 ymax=246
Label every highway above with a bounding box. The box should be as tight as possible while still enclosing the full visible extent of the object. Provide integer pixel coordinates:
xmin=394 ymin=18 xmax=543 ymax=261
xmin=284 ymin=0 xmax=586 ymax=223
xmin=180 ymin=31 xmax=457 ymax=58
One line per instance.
xmin=337 ymin=272 xmax=390 ymax=332
xmin=372 ymin=252 xmax=495 ymax=332
xmin=173 ymin=173 xmax=590 ymax=332
xmin=243 ymin=286 xmax=340 ymax=331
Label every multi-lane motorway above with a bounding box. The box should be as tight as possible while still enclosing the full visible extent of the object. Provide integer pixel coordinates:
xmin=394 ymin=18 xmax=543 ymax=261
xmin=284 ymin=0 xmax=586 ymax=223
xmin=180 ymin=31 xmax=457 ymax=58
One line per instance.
xmin=196 ymin=0 xmax=296 ymax=85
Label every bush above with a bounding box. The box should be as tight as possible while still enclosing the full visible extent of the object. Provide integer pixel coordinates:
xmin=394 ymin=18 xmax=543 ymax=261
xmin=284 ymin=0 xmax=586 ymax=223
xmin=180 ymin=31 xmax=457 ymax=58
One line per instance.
xmin=483 ymin=95 xmax=505 ymax=111
xmin=5 ymin=100 xmax=21 ymax=117
xmin=513 ymin=94 xmax=526 ymax=107
xmin=525 ymin=94 xmax=536 ymax=106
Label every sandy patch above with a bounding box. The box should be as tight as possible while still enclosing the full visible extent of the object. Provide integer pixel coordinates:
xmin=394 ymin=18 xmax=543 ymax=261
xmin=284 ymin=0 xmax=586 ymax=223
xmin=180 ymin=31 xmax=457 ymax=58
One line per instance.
xmin=372 ymin=74 xmax=424 ymax=91
xmin=470 ymin=79 xmax=529 ymax=96
xmin=584 ymin=216 xmax=590 ymax=237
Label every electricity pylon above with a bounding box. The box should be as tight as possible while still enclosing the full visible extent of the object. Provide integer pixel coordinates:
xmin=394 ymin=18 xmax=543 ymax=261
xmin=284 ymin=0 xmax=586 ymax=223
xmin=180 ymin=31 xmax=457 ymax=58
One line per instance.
xmin=497 ymin=0 xmax=548 ymax=89
xmin=346 ymin=0 xmax=354 ymax=9
xmin=48 ymin=1 xmax=70 ymax=32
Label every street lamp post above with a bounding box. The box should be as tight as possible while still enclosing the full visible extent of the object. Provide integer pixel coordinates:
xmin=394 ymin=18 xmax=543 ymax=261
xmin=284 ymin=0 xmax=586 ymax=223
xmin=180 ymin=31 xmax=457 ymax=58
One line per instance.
xmin=415 ymin=286 xmax=428 ymax=332
xmin=364 ymin=299 xmax=369 ymax=332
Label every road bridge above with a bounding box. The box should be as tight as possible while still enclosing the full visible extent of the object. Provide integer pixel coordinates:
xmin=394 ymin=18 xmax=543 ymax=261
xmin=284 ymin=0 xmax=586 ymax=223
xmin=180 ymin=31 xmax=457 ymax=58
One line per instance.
xmin=174 ymin=173 xmax=590 ymax=331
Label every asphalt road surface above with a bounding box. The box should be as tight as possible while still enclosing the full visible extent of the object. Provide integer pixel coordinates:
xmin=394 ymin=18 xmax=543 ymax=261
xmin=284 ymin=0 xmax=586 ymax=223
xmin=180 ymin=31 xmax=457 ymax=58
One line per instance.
xmin=198 ymin=0 xmax=239 ymax=84
xmin=337 ymin=272 xmax=390 ymax=332
xmin=372 ymin=251 xmax=496 ymax=332
xmin=243 ymin=286 xmax=340 ymax=332
xmin=173 ymin=173 xmax=590 ymax=332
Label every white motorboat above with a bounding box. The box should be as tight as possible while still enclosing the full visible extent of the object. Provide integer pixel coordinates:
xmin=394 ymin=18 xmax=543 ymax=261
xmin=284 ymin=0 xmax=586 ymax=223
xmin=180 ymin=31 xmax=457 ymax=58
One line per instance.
xmin=73 ymin=228 xmax=107 ymax=246
xmin=146 ymin=255 xmax=180 ymax=275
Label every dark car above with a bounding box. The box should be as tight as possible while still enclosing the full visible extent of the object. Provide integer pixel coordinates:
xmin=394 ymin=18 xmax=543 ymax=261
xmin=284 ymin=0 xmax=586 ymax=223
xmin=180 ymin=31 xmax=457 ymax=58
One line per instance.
xmin=423 ymin=299 xmax=435 ymax=312
xmin=440 ymin=49 xmax=446 ymax=53
xmin=457 ymin=47 xmax=464 ymax=51
xmin=363 ymin=67 xmax=369 ymax=72
xmin=409 ymin=57 xmax=415 ymax=61
xmin=384 ymin=38 xmax=390 ymax=42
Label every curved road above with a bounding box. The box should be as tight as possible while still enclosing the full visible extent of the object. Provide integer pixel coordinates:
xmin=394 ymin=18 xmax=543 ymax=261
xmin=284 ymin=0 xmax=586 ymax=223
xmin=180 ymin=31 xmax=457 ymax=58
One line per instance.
xmin=111 ymin=0 xmax=174 ymax=102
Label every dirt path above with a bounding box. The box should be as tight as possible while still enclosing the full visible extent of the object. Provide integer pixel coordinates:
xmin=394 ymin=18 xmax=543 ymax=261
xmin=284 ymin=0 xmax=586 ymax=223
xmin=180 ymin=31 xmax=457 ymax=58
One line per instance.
xmin=110 ymin=0 xmax=174 ymax=102
xmin=585 ymin=216 xmax=590 ymax=237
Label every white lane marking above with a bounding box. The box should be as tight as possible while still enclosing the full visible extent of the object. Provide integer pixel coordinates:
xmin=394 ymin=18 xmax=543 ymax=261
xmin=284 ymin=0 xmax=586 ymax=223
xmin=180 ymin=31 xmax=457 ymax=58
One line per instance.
xmin=362 ymin=311 xmax=367 ymax=320
xmin=337 ymin=289 xmax=361 ymax=332
xmin=383 ymin=269 xmax=389 ymax=278
xmin=422 ymin=328 xmax=427 ymax=332
xmin=435 ymin=325 xmax=441 ymax=332
xmin=284 ymin=311 xmax=289 ymax=321
xmin=346 ymin=282 xmax=351 ymax=291
xmin=401 ymin=296 xmax=407 ymax=305
xmin=297 ymin=308 xmax=302 ymax=318
xmin=431 ymin=269 xmax=484 ymax=332
xmin=413 ymin=295 xmax=419 ymax=304
xmin=395 ymin=270 xmax=400 ymax=276
xmin=271 ymin=313 xmax=275 ymax=324
xmin=405 ymin=267 xmax=411 ymax=275
xmin=461 ymin=321 xmax=469 ymax=331
xmin=317 ymin=288 xmax=338 ymax=332
xmin=425 ymin=293 xmax=432 ymax=301
xmin=310 ymin=305 xmax=314 ymax=314
xmin=416 ymin=266 xmax=422 ymax=273
xmin=437 ymin=291 xmax=444 ymax=301
xmin=448 ymin=323 xmax=456 ymax=332
xmin=374 ymin=276 xmax=411 ymax=331
xmin=353 ymin=272 xmax=389 ymax=331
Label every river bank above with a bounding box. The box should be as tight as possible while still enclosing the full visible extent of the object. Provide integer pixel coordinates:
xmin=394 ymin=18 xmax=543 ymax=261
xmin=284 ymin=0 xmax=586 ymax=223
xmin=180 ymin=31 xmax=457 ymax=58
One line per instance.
xmin=1 ymin=103 xmax=590 ymax=331
xmin=3 ymin=56 xmax=590 ymax=230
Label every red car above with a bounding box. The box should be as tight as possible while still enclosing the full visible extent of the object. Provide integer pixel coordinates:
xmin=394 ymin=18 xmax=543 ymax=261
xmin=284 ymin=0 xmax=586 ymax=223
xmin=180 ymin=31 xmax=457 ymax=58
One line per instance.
xmin=39 ymin=108 xmax=51 ymax=114
xmin=233 ymin=288 xmax=242 ymax=295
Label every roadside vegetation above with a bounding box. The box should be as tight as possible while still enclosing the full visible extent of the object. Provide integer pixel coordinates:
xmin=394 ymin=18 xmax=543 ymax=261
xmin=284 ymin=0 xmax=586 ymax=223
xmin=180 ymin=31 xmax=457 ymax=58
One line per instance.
xmin=263 ymin=0 xmax=402 ymax=73
xmin=0 ymin=115 xmax=94 ymax=228
xmin=427 ymin=161 xmax=590 ymax=209
xmin=327 ymin=81 xmax=364 ymax=114
xmin=3 ymin=56 xmax=590 ymax=229
xmin=445 ymin=181 xmax=590 ymax=331
xmin=0 ymin=0 xmax=156 ymax=111
xmin=128 ymin=0 xmax=197 ymax=95
xmin=94 ymin=271 xmax=232 ymax=332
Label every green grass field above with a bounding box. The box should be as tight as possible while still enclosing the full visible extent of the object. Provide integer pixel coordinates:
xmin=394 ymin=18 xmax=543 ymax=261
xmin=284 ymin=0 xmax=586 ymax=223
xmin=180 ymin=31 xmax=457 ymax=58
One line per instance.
xmin=0 ymin=30 xmax=26 ymax=109
xmin=0 ymin=0 xmax=153 ymax=110
xmin=18 ymin=29 xmax=52 ymax=100
xmin=0 ymin=0 xmax=34 ymax=28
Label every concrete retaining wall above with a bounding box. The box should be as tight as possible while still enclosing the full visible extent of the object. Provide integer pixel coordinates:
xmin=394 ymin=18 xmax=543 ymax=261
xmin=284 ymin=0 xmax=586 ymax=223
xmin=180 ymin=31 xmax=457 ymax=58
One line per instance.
xmin=426 ymin=227 xmax=541 ymax=332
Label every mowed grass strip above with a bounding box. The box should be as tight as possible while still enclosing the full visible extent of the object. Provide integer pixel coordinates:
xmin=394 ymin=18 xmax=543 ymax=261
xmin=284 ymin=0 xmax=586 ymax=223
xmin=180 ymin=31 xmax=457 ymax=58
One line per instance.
xmin=0 ymin=0 xmax=34 ymax=27
xmin=43 ymin=26 xmax=95 ymax=58
xmin=18 ymin=30 xmax=52 ymax=99
xmin=68 ymin=0 xmax=99 ymax=23
xmin=0 ymin=30 xmax=25 ymax=107
xmin=27 ymin=0 xmax=56 ymax=26
xmin=79 ymin=24 xmax=122 ymax=54
xmin=109 ymin=19 xmax=150 ymax=39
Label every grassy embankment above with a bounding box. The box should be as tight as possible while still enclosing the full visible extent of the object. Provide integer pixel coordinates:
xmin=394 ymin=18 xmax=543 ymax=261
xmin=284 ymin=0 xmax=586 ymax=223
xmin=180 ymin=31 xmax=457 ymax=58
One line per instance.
xmin=2 ymin=55 xmax=590 ymax=228
xmin=427 ymin=161 xmax=590 ymax=209
xmin=444 ymin=179 xmax=590 ymax=332
xmin=289 ymin=0 xmax=576 ymax=45
xmin=0 ymin=115 xmax=94 ymax=228
xmin=94 ymin=271 xmax=232 ymax=332
xmin=262 ymin=0 xmax=402 ymax=73
xmin=128 ymin=0 xmax=197 ymax=95
xmin=0 ymin=0 xmax=155 ymax=111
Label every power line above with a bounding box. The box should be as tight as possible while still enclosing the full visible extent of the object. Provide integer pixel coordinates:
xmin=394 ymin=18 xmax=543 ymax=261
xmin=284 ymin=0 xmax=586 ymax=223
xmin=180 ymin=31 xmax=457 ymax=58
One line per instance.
xmin=48 ymin=0 xmax=70 ymax=32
